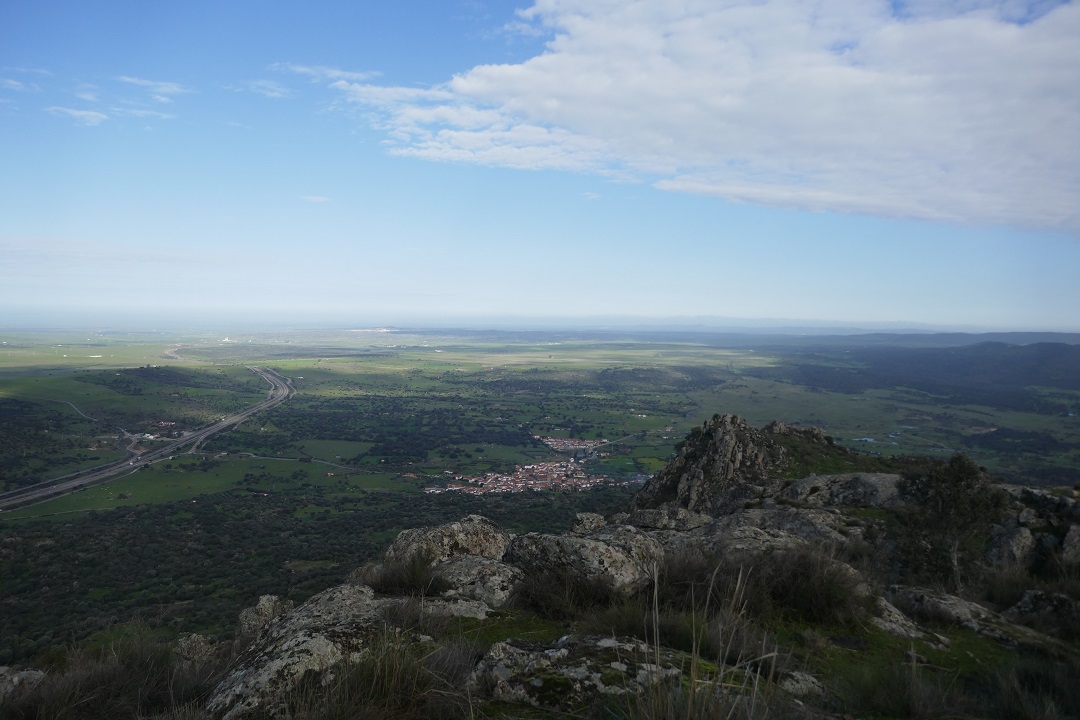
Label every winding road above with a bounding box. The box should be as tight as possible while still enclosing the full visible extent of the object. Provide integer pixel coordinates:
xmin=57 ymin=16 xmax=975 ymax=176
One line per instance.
xmin=0 ymin=366 xmax=294 ymax=512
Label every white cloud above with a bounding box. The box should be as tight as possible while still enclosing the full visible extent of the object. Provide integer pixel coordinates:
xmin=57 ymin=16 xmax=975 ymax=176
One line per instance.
xmin=275 ymin=63 xmax=378 ymax=83
xmin=46 ymin=106 xmax=109 ymax=126
xmin=301 ymin=195 xmax=332 ymax=203
xmin=111 ymin=107 xmax=174 ymax=120
xmin=1 ymin=78 xmax=25 ymax=91
xmin=313 ymin=0 xmax=1080 ymax=230
xmin=74 ymin=84 xmax=98 ymax=101
xmin=250 ymin=79 xmax=292 ymax=98
xmin=116 ymin=75 xmax=193 ymax=96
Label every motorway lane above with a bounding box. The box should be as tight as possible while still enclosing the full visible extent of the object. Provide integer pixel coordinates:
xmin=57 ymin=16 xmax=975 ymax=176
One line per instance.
xmin=0 ymin=366 xmax=294 ymax=512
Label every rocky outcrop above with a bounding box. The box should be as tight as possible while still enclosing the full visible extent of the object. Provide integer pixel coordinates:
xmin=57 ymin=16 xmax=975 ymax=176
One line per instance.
xmin=884 ymin=585 xmax=1072 ymax=652
xmin=384 ymin=514 xmax=511 ymax=566
xmin=195 ymin=417 xmax=1079 ymax=720
xmin=506 ymin=525 xmax=664 ymax=595
xmin=631 ymin=415 xmax=794 ymax=515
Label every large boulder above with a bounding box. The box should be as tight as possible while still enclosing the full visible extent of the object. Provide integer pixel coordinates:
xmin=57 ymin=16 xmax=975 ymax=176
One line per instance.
xmin=778 ymin=473 xmax=902 ymax=508
xmin=467 ymin=635 xmax=688 ymax=712
xmin=1062 ymin=524 xmax=1080 ymax=565
xmin=1003 ymin=590 xmax=1080 ymax=638
xmin=236 ymin=595 xmax=293 ymax=646
xmin=0 ymin=666 xmax=44 ymax=703
xmin=987 ymin=525 xmax=1036 ymax=568
xmin=506 ymin=526 xmax=664 ymax=595
xmin=207 ymin=585 xmax=386 ymax=720
xmin=435 ymin=555 xmax=523 ymax=609
xmin=384 ymin=514 xmax=511 ymax=567
xmin=884 ymin=585 xmax=1071 ymax=652
xmin=711 ymin=506 xmax=849 ymax=545
xmin=625 ymin=505 xmax=713 ymax=531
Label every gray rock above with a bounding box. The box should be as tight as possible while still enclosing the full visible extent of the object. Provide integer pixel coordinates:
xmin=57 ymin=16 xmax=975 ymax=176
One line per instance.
xmin=987 ymin=525 xmax=1036 ymax=567
xmin=778 ymin=473 xmax=902 ymax=508
xmin=885 ymin=585 xmax=996 ymax=632
xmin=467 ymin=636 xmax=689 ymax=712
xmin=435 ymin=555 xmax=523 ymax=608
xmin=711 ymin=507 xmax=848 ymax=545
xmin=385 ymin=514 xmax=511 ymax=567
xmin=884 ymin=585 xmax=1069 ymax=652
xmin=0 ymin=666 xmax=44 ymax=702
xmin=1003 ymin=590 xmax=1080 ymax=636
xmin=176 ymin=633 xmax=216 ymax=668
xmin=626 ymin=505 xmax=713 ymax=531
xmin=571 ymin=512 xmax=608 ymax=535
xmin=1017 ymin=507 xmax=1039 ymax=527
xmin=236 ymin=595 xmax=293 ymax=644
xmin=778 ymin=670 xmax=825 ymax=698
xmin=1063 ymin=524 xmax=1080 ymax=565
xmin=869 ymin=597 xmax=931 ymax=641
xmin=208 ymin=584 xmax=386 ymax=720
xmin=506 ymin=525 xmax=664 ymax=595
xmin=631 ymin=414 xmax=796 ymax=516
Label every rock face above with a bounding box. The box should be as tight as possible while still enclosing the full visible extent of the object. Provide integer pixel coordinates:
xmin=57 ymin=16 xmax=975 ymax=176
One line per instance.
xmin=384 ymin=514 xmax=511 ymax=566
xmin=631 ymin=415 xmax=839 ymax=517
xmin=506 ymin=525 xmax=664 ymax=595
xmin=631 ymin=415 xmax=790 ymax=515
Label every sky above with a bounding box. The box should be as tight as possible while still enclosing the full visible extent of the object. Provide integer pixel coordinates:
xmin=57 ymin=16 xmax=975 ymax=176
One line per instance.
xmin=2 ymin=0 xmax=1078 ymax=331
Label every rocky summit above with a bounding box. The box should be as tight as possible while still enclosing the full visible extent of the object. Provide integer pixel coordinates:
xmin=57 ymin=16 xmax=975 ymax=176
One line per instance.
xmin=4 ymin=415 xmax=1079 ymax=719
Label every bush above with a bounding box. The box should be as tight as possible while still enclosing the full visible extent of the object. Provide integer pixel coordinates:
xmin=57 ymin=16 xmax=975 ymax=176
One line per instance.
xmin=898 ymin=454 xmax=1007 ymax=590
xmin=351 ymin=552 xmax=451 ymax=597
xmin=0 ymin=626 xmax=224 ymax=720
xmin=509 ymin=566 xmax=619 ymax=621
xmin=282 ymin=627 xmax=478 ymax=720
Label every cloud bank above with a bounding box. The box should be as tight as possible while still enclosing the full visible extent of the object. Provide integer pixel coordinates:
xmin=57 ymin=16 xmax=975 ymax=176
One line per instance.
xmin=309 ymin=0 xmax=1080 ymax=230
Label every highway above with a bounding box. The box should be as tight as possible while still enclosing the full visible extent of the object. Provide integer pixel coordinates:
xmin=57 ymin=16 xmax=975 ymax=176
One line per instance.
xmin=0 ymin=366 xmax=294 ymax=513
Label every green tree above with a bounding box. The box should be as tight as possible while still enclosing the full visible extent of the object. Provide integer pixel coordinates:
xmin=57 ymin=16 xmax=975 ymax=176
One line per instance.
xmin=898 ymin=453 xmax=1007 ymax=591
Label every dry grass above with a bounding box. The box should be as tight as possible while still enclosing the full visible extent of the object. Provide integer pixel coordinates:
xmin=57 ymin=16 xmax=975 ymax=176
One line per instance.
xmin=0 ymin=626 xmax=224 ymax=720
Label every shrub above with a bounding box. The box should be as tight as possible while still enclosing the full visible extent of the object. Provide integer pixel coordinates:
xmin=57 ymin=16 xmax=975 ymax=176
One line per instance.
xmin=509 ymin=565 xmax=619 ymax=621
xmin=283 ymin=627 xmax=477 ymax=720
xmin=898 ymin=453 xmax=1007 ymax=590
xmin=351 ymin=552 xmax=451 ymax=597
xmin=0 ymin=626 xmax=224 ymax=720
xmin=987 ymin=656 xmax=1080 ymax=720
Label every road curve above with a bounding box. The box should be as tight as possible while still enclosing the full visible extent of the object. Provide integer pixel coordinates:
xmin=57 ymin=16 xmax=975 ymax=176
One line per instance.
xmin=0 ymin=366 xmax=294 ymax=512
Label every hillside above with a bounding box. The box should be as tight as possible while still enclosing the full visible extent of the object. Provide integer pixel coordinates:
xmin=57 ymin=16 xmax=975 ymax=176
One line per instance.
xmin=3 ymin=415 xmax=1078 ymax=719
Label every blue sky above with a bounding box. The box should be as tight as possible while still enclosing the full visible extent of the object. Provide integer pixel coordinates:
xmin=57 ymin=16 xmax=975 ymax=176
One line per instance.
xmin=2 ymin=0 xmax=1078 ymax=331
